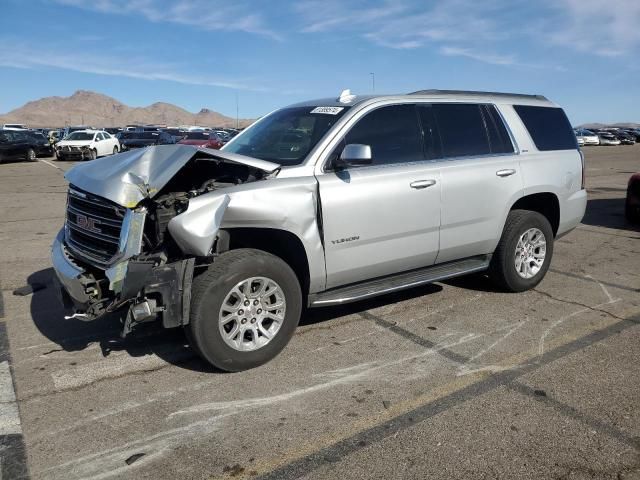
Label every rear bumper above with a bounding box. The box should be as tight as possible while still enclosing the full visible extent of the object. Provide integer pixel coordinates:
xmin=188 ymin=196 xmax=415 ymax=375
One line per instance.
xmin=557 ymin=189 xmax=587 ymax=237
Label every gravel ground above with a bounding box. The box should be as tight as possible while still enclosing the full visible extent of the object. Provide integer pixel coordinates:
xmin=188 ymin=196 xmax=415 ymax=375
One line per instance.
xmin=0 ymin=145 xmax=638 ymax=480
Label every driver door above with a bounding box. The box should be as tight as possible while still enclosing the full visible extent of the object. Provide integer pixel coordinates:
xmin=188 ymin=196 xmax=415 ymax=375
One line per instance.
xmin=317 ymin=104 xmax=442 ymax=289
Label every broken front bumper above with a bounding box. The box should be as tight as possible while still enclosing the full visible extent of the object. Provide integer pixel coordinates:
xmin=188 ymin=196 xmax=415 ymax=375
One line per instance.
xmin=51 ymin=229 xmax=195 ymax=331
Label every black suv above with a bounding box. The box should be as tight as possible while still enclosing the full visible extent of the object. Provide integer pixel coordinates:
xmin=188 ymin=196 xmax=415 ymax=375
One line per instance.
xmin=0 ymin=130 xmax=49 ymax=162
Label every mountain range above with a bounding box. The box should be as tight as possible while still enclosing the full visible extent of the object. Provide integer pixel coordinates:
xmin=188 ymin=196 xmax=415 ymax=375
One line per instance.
xmin=0 ymin=90 xmax=254 ymax=128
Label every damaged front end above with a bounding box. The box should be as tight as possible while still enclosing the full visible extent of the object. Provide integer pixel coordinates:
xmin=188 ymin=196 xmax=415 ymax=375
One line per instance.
xmin=51 ymin=145 xmax=279 ymax=335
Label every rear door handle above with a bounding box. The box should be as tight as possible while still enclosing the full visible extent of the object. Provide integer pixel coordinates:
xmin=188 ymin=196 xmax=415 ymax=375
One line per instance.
xmin=496 ymin=169 xmax=516 ymax=177
xmin=410 ymin=179 xmax=437 ymax=189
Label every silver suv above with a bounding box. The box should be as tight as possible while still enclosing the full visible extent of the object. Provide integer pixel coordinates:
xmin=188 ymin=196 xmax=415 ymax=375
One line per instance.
xmin=51 ymin=89 xmax=587 ymax=371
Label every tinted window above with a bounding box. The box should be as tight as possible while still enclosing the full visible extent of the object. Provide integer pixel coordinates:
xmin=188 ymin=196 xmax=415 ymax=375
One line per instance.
xmin=513 ymin=105 xmax=577 ymax=151
xmin=185 ymin=132 xmax=208 ymax=140
xmin=344 ymin=104 xmax=422 ymax=165
xmin=432 ymin=103 xmax=490 ymax=158
xmin=482 ymin=105 xmax=514 ymax=154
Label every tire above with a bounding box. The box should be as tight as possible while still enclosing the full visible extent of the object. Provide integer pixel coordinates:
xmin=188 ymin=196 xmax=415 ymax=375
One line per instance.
xmin=489 ymin=210 xmax=554 ymax=292
xmin=26 ymin=148 xmax=37 ymax=162
xmin=113 ymin=146 xmax=119 ymax=155
xmin=86 ymin=149 xmax=97 ymax=161
xmin=188 ymin=249 xmax=302 ymax=372
xmin=625 ymin=191 xmax=640 ymax=224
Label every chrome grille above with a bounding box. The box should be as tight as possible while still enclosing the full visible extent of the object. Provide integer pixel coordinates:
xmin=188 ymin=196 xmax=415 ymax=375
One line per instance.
xmin=65 ymin=185 xmax=126 ymax=267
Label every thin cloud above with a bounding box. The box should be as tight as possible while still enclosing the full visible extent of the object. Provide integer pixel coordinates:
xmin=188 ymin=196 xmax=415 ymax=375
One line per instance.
xmin=0 ymin=44 xmax=269 ymax=91
xmin=53 ymin=0 xmax=282 ymax=40
xmin=547 ymin=0 xmax=640 ymax=56
xmin=439 ymin=46 xmax=516 ymax=66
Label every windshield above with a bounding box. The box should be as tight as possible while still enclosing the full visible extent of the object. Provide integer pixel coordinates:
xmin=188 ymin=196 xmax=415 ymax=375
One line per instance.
xmin=224 ymin=106 xmax=349 ymax=166
xmin=66 ymin=132 xmax=94 ymax=141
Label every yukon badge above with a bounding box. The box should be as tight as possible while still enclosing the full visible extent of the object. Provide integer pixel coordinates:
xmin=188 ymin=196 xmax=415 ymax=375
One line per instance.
xmin=331 ymin=236 xmax=360 ymax=245
xmin=76 ymin=214 xmax=102 ymax=233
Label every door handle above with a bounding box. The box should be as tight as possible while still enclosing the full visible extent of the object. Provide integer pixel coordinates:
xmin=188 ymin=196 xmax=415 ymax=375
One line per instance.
xmin=410 ymin=179 xmax=436 ymax=189
xmin=496 ymin=169 xmax=516 ymax=177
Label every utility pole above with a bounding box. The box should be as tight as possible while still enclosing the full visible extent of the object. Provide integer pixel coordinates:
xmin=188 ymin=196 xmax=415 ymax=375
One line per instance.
xmin=235 ymin=92 xmax=239 ymax=129
xmin=370 ymin=72 xmax=375 ymax=93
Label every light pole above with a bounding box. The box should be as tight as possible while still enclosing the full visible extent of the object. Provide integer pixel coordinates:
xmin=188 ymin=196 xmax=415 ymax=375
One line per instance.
xmin=370 ymin=72 xmax=375 ymax=93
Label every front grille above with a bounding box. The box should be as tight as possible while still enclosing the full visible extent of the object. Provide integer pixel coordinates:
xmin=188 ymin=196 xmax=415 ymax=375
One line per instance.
xmin=65 ymin=185 xmax=126 ymax=268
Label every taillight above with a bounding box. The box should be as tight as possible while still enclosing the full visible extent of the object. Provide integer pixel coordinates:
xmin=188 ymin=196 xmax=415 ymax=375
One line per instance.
xmin=579 ymin=150 xmax=585 ymax=189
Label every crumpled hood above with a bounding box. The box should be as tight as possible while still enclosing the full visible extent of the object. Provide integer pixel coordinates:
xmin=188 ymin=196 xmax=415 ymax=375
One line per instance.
xmin=64 ymin=144 xmax=280 ymax=208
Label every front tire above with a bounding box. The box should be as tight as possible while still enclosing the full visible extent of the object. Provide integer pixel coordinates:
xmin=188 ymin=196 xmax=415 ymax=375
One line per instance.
xmin=26 ymin=148 xmax=37 ymax=162
xmin=113 ymin=146 xmax=119 ymax=155
xmin=489 ymin=210 xmax=554 ymax=292
xmin=188 ymin=249 xmax=302 ymax=372
xmin=86 ymin=149 xmax=97 ymax=161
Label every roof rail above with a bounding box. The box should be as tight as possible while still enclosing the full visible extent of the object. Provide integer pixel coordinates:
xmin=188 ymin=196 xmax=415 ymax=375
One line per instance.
xmin=408 ymin=89 xmax=548 ymax=101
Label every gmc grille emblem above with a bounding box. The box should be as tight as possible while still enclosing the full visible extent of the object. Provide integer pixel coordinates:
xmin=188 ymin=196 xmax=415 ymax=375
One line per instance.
xmin=76 ymin=214 xmax=102 ymax=233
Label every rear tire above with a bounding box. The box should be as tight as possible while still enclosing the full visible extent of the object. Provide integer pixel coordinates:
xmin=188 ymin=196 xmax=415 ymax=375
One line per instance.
xmin=489 ymin=210 xmax=554 ymax=292
xmin=113 ymin=146 xmax=119 ymax=155
xmin=626 ymin=191 xmax=640 ymax=224
xmin=188 ymin=249 xmax=302 ymax=372
xmin=26 ymin=148 xmax=37 ymax=162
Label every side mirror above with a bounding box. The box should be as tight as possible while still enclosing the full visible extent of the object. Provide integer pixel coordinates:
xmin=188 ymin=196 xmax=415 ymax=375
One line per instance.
xmin=335 ymin=144 xmax=372 ymax=168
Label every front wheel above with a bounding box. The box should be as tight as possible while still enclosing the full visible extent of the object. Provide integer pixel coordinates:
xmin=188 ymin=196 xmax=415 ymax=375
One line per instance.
xmin=188 ymin=249 xmax=302 ymax=372
xmin=112 ymin=145 xmax=119 ymax=155
xmin=26 ymin=148 xmax=37 ymax=162
xmin=86 ymin=149 xmax=97 ymax=161
xmin=489 ymin=210 xmax=554 ymax=292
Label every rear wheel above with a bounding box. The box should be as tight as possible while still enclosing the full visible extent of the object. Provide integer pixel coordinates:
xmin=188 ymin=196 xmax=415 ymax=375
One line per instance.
xmin=188 ymin=249 xmax=302 ymax=372
xmin=489 ymin=210 xmax=554 ymax=292
xmin=112 ymin=146 xmax=118 ymax=155
xmin=626 ymin=190 xmax=640 ymax=224
xmin=26 ymin=148 xmax=37 ymax=162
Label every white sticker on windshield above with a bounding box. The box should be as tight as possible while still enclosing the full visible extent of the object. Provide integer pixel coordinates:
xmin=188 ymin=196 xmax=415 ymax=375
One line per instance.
xmin=310 ymin=106 xmax=344 ymax=115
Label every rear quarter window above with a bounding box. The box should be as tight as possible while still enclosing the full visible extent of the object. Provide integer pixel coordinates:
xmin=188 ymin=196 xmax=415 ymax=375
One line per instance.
xmin=513 ymin=105 xmax=577 ymax=151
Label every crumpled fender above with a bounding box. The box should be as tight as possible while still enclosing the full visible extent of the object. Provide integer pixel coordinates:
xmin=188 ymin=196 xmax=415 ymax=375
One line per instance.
xmin=168 ymin=194 xmax=231 ymax=256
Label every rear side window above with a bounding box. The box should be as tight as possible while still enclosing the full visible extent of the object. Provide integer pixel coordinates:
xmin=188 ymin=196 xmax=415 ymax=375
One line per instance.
xmin=432 ymin=103 xmax=490 ymax=158
xmin=345 ymin=104 xmax=423 ymax=165
xmin=513 ymin=105 xmax=577 ymax=151
xmin=482 ymin=105 xmax=514 ymax=154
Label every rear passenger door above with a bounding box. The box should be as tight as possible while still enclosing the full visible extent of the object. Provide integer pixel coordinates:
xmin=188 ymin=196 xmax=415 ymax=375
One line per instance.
xmin=425 ymin=103 xmax=523 ymax=263
xmin=318 ymin=104 xmax=442 ymax=289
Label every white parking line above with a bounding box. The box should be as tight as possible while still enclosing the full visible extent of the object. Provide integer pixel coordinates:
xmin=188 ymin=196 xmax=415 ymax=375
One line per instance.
xmin=0 ymin=361 xmax=21 ymax=435
xmin=38 ymin=158 xmax=64 ymax=173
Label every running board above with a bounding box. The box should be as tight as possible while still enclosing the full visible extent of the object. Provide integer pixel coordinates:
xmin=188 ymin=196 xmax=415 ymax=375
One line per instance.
xmin=308 ymin=255 xmax=491 ymax=307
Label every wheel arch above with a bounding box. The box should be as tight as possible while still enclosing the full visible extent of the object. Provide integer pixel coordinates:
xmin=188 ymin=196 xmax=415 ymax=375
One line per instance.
xmin=510 ymin=192 xmax=560 ymax=236
xmin=219 ymin=228 xmax=311 ymax=297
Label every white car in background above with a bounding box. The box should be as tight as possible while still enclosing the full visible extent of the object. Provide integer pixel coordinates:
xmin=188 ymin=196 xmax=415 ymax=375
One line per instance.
xmin=55 ymin=130 xmax=120 ymax=161
xmin=574 ymin=128 xmax=600 ymax=146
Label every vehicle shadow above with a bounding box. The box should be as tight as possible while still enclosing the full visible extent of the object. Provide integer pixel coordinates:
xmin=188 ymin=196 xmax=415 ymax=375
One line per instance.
xmin=27 ymin=268 xmax=215 ymax=373
xmin=581 ymin=197 xmax=640 ymax=232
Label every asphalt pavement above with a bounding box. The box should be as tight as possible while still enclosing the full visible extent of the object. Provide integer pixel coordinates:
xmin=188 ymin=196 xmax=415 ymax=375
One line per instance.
xmin=0 ymin=146 xmax=638 ymax=479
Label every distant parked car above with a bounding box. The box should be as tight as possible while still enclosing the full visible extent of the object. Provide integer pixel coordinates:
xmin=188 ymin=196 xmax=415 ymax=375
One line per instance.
xmin=24 ymin=130 xmax=54 ymax=156
xmin=56 ymin=130 xmax=120 ymax=160
xmin=2 ymin=123 xmax=27 ymax=131
xmin=614 ymin=131 xmax=635 ymax=145
xmin=161 ymin=128 xmax=187 ymax=143
xmin=178 ymin=131 xmax=223 ymax=149
xmin=117 ymin=131 xmax=175 ymax=150
xmin=574 ymin=128 xmax=600 ymax=146
xmin=626 ymin=173 xmax=640 ymax=224
xmin=596 ymin=131 xmax=621 ymax=146
xmin=0 ymin=130 xmax=44 ymax=162
xmin=103 ymin=127 xmax=122 ymax=135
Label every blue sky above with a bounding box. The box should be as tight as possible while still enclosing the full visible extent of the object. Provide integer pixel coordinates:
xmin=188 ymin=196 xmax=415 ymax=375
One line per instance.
xmin=1 ymin=0 xmax=639 ymax=124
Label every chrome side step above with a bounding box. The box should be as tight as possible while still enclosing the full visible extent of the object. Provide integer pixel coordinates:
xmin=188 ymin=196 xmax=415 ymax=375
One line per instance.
xmin=308 ymin=255 xmax=491 ymax=307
